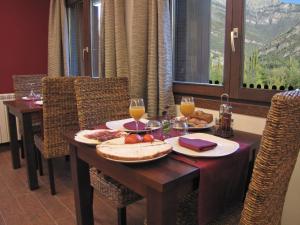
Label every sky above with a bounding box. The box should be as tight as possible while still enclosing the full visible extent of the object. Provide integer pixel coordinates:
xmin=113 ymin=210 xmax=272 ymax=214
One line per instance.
xmin=281 ymin=0 xmax=300 ymax=3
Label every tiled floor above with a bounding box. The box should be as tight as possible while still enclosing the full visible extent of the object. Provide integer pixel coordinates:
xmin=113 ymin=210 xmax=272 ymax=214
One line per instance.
xmin=0 ymin=145 xmax=145 ymax=225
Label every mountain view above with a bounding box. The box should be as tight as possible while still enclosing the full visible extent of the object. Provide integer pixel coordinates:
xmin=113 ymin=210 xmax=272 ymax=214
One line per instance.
xmin=210 ymin=0 xmax=300 ymax=88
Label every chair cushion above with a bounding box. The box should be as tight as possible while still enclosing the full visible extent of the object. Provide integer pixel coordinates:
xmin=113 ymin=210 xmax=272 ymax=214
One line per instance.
xmin=90 ymin=167 xmax=143 ymax=208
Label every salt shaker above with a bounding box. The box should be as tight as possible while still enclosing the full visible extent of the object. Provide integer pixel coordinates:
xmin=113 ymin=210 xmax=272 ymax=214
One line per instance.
xmin=214 ymin=93 xmax=234 ymax=138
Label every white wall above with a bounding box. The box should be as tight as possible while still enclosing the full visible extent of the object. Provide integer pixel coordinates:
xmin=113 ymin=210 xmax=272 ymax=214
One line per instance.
xmin=176 ymin=106 xmax=300 ymax=225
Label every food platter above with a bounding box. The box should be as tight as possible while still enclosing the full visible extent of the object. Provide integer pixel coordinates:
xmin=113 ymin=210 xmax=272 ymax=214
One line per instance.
xmin=96 ymin=137 xmax=172 ymax=163
xmin=74 ymin=129 xmax=126 ymax=145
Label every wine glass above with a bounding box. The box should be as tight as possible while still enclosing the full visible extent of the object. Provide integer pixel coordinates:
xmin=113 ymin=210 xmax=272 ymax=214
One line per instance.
xmin=129 ymin=98 xmax=145 ymax=132
xmin=28 ymin=83 xmax=36 ymax=100
xmin=180 ymin=96 xmax=195 ymax=133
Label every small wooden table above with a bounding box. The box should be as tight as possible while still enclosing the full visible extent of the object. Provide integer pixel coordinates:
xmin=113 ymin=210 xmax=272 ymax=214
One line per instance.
xmin=65 ymin=130 xmax=260 ymax=225
xmin=4 ymin=100 xmax=42 ymax=190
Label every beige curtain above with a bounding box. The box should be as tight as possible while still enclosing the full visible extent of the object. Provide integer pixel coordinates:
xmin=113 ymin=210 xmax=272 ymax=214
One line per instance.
xmin=101 ymin=0 xmax=175 ymax=117
xmin=101 ymin=0 xmax=129 ymax=78
xmin=48 ymin=0 xmax=70 ymax=76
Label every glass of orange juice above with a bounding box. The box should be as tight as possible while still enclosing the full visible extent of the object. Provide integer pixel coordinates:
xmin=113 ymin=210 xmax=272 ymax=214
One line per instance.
xmin=180 ymin=96 xmax=195 ymax=133
xmin=129 ymin=98 xmax=145 ymax=132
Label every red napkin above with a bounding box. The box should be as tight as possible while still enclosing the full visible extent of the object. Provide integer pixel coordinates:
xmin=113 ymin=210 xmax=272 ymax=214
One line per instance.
xmin=178 ymin=137 xmax=217 ymax=152
xmin=123 ymin=121 xmax=146 ymax=130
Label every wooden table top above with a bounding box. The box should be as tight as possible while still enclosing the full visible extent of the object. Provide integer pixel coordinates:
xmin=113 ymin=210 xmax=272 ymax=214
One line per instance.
xmin=4 ymin=100 xmax=42 ymax=113
xmin=65 ymin=129 xmax=261 ymax=194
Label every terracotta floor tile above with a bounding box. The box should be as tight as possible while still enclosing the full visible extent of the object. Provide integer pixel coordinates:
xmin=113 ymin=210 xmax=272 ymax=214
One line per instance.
xmin=34 ymin=188 xmax=73 ymax=221
xmin=15 ymin=194 xmax=56 ymax=225
xmin=0 ymin=211 xmax=6 ymax=225
xmin=0 ymin=148 xmax=145 ymax=225
xmin=0 ymin=186 xmax=31 ymax=225
xmin=54 ymin=216 xmax=75 ymax=225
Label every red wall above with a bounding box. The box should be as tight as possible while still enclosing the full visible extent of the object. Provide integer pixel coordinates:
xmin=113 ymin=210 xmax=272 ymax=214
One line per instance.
xmin=0 ymin=0 xmax=50 ymax=94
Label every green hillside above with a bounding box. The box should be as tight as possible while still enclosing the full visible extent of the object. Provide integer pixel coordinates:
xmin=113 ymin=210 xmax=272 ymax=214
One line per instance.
xmin=209 ymin=0 xmax=300 ymax=88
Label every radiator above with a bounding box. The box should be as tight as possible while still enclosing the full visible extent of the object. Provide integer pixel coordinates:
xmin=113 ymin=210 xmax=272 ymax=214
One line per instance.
xmin=0 ymin=93 xmax=15 ymax=143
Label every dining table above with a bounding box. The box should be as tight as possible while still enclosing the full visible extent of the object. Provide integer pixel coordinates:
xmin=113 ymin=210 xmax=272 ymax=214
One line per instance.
xmin=4 ymin=99 xmax=42 ymax=190
xmin=65 ymin=128 xmax=261 ymax=225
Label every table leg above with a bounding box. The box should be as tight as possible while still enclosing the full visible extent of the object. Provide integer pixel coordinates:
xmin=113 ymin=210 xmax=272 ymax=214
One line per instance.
xmin=70 ymin=144 xmax=94 ymax=225
xmin=7 ymin=110 xmax=21 ymax=169
xmin=147 ymin=188 xmax=177 ymax=225
xmin=22 ymin=113 xmax=39 ymax=190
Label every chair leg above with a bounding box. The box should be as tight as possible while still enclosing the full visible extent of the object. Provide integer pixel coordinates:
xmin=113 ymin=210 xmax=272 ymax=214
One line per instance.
xmin=64 ymin=155 xmax=70 ymax=162
xmin=117 ymin=207 xmax=127 ymax=225
xmin=47 ymin=159 xmax=56 ymax=195
xmin=36 ymin=149 xmax=43 ymax=176
xmin=91 ymin=186 xmax=94 ymax=206
xmin=20 ymin=136 xmax=25 ymax=159
xmin=35 ymin=148 xmax=39 ymax=170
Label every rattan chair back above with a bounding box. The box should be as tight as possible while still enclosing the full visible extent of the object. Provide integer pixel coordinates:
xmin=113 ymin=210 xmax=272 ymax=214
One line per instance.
xmin=74 ymin=77 xmax=130 ymax=130
xmin=13 ymin=74 xmax=46 ymax=100
xmin=42 ymin=77 xmax=79 ymax=158
xmin=240 ymin=90 xmax=300 ymax=225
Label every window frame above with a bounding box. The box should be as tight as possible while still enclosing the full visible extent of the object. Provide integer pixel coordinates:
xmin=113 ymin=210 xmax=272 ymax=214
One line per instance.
xmin=82 ymin=0 xmax=92 ymax=76
xmin=172 ymin=0 xmax=281 ymax=107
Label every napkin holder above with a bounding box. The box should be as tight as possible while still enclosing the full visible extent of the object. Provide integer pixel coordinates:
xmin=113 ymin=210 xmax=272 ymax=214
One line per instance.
xmin=214 ymin=93 xmax=233 ymax=138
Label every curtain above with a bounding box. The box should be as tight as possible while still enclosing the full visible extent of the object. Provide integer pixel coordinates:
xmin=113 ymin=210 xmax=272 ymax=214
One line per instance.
xmin=48 ymin=0 xmax=70 ymax=76
xmin=101 ymin=0 xmax=129 ymax=78
xmin=101 ymin=0 xmax=175 ymax=117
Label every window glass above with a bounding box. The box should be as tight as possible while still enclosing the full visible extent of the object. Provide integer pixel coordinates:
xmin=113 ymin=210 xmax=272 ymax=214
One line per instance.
xmin=243 ymin=0 xmax=300 ymax=90
xmin=173 ymin=0 xmax=226 ymax=85
xmin=68 ymin=2 xmax=84 ymax=76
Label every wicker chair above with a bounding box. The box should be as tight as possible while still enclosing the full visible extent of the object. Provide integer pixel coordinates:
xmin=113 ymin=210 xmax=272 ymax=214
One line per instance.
xmin=74 ymin=77 xmax=142 ymax=225
xmin=12 ymin=74 xmax=46 ymax=158
xmin=34 ymin=77 xmax=79 ymax=195
xmin=176 ymin=90 xmax=300 ymax=225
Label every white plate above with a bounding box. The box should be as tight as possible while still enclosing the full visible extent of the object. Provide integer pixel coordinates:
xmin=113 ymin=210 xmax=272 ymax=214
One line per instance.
xmin=106 ymin=118 xmax=150 ymax=132
xmin=103 ymin=153 xmax=169 ymax=164
xmin=96 ymin=137 xmax=172 ymax=163
xmin=21 ymin=96 xmax=32 ymax=101
xmin=34 ymin=100 xmax=43 ymax=105
xmin=187 ymin=122 xmax=214 ymax=131
xmin=165 ymin=133 xmax=239 ymax=157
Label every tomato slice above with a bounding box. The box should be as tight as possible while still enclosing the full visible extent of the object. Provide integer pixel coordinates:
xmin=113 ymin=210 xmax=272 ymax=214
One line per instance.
xmin=143 ymin=134 xmax=154 ymax=142
xmin=125 ymin=134 xmax=143 ymax=144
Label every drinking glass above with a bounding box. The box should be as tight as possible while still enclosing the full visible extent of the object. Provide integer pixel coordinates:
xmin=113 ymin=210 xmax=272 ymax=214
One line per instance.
xmin=146 ymin=120 xmax=162 ymax=139
xmin=146 ymin=120 xmax=162 ymax=132
xmin=180 ymin=96 xmax=195 ymax=133
xmin=171 ymin=117 xmax=188 ymax=136
xmin=129 ymin=98 xmax=145 ymax=132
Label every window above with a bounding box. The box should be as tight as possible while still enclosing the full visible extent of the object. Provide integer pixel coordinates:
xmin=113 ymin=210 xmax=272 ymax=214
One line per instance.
xmin=68 ymin=1 xmax=84 ymax=76
xmin=172 ymin=0 xmax=300 ymax=103
xmin=67 ymin=0 xmax=95 ymax=77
